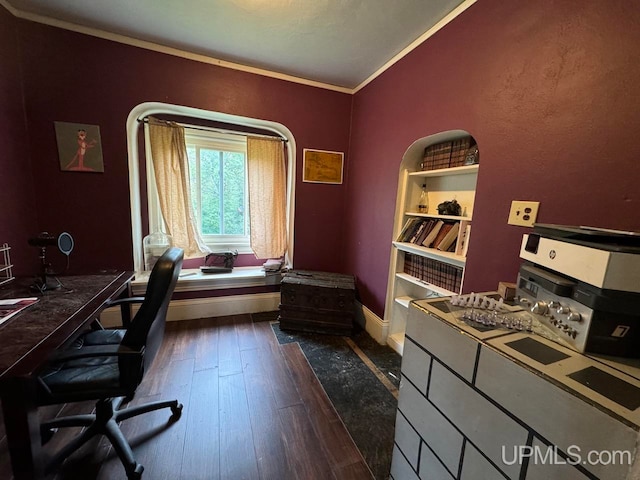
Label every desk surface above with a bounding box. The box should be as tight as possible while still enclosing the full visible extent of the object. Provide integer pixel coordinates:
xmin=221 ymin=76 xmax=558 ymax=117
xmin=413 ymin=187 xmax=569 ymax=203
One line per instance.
xmin=0 ymin=272 xmax=133 ymax=380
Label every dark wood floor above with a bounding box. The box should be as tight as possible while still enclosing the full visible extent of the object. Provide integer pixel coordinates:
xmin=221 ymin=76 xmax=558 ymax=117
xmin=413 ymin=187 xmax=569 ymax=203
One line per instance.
xmin=0 ymin=314 xmax=374 ymax=480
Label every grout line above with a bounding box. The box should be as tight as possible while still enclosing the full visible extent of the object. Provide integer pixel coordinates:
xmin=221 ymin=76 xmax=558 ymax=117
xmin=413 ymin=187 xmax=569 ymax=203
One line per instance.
xmin=342 ymin=337 xmax=399 ymax=400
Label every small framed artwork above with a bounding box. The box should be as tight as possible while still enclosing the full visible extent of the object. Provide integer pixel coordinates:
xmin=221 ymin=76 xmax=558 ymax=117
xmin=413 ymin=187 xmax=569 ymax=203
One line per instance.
xmin=303 ymin=149 xmax=344 ymax=184
xmin=55 ymin=121 xmax=104 ymax=172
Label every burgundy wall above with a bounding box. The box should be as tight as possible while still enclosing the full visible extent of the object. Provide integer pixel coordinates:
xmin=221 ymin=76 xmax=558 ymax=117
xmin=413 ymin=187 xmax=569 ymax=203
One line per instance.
xmin=4 ymin=1 xmax=640 ymax=319
xmin=0 ymin=8 xmax=38 ymax=276
xmin=345 ymin=0 xmax=640 ymax=317
xmin=15 ymin=19 xmax=352 ymax=275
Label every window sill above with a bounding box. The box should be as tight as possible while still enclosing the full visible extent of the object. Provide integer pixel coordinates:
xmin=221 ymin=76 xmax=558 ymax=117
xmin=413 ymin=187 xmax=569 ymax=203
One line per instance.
xmin=131 ymin=266 xmax=281 ymax=295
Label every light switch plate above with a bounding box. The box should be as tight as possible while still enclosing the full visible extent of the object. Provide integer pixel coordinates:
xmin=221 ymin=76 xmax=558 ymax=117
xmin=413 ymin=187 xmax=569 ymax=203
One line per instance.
xmin=508 ymin=201 xmax=539 ymax=227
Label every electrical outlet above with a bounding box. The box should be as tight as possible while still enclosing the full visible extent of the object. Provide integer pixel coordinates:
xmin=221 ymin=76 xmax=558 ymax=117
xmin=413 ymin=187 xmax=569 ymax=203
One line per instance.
xmin=508 ymin=201 xmax=540 ymax=227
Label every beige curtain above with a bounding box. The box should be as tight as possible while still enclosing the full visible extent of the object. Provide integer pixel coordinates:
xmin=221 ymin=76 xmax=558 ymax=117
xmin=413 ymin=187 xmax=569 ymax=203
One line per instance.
xmin=148 ymin=117 xmax=211 ymax=258
xmin=247 ymin=136 xmax=287 ymax=259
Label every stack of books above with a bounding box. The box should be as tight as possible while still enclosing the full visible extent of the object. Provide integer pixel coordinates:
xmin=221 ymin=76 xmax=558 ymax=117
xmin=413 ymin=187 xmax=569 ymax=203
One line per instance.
xmin=263 ymin=259 xmax=284 ymax=275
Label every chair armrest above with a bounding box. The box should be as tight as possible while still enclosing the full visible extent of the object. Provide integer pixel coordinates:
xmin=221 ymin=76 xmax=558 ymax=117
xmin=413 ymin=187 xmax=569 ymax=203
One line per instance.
xmin=48 ymin=344 xmax=144 ymax=363
xmin=104 ymin=297 xmax=145 ymax=308
xmin=101 ymin=297 xmax=145 ymax=328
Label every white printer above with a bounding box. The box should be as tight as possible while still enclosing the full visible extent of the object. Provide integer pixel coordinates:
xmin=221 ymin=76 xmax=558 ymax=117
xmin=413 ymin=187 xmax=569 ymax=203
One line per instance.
xmin=516 ymin=224 xmax=640 ymax=357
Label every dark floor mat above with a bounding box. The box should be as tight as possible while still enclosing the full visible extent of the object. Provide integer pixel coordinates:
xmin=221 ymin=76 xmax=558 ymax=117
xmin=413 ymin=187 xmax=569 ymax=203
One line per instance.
xmin=268 ymin=317 xmax=401 ymax=480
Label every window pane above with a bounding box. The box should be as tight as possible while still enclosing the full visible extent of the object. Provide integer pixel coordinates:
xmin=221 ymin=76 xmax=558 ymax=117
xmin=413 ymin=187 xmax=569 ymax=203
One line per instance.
xmin=200 ymin=149 xmax=221 ymax=234
xmin=222 ymin=152 xmax=246 ymax=235
xmin=184 ymin=134 xmax=251 ymax=246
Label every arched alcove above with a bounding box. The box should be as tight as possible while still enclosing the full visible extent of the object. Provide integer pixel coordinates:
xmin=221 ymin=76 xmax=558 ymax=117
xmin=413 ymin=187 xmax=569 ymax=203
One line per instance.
xmin=126 ymin=102 xmax=297 ymax=272
xmin=382 ymin=130 xmax=479 ymax=354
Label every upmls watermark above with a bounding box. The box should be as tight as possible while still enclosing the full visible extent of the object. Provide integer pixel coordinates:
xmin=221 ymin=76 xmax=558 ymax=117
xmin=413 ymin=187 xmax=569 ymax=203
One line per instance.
xmin=502 ymin=445 xmax=633 ymax=466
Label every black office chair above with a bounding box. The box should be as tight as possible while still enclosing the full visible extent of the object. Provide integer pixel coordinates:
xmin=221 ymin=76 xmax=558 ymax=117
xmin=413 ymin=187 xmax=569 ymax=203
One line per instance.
xmin=36 ymin=247 xmax=184 ymax=479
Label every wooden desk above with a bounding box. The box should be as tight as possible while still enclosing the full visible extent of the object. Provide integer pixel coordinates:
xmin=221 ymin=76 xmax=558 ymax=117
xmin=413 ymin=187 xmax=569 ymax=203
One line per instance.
xmin=0 ymin=272 xmax=134 ymax=480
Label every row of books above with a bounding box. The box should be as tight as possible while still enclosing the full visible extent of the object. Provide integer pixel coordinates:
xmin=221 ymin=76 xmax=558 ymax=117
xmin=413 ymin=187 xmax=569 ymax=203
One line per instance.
xmin=397 ymin=218 xmax=461 ymax=252
xmin=420 ymin=137 xmax=474 ymax=171
xmin=403 ymin=253 xmax=463 ymax=293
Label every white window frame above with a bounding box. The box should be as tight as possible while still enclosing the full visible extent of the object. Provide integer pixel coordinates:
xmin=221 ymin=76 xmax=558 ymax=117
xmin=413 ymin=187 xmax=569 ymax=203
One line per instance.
xmin=127 ymin=102 xmax=296 ymax=273
xmin=189 ymin=131 xmax=250 ymax=251
xmin=146 ymin=129 xmax=252 ymax=253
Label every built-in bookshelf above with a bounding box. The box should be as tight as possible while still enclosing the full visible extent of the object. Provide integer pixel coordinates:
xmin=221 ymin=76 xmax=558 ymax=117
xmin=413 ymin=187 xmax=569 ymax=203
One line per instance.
xmin=383 ymin=130 xmax=479 ymax=354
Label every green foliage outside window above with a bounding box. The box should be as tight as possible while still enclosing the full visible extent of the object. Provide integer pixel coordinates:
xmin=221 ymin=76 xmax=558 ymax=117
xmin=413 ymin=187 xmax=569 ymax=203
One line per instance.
xmin=187 ymin=146 xmax=246 ymax=236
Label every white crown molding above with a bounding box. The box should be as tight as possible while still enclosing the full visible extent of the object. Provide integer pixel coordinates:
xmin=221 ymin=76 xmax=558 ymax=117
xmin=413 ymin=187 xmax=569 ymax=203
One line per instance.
xmin=2 ymin=1 xmax=351 ymax=94
xmin=2 ymin=0 xmax=474 ymax=95
xmin=353 ymin=0 xmax=478 ymax=93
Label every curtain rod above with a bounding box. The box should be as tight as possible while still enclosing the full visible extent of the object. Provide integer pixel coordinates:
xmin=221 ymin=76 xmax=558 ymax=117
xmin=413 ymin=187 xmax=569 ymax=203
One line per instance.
xmin=137 ymin=117 xmax=287 ymax=142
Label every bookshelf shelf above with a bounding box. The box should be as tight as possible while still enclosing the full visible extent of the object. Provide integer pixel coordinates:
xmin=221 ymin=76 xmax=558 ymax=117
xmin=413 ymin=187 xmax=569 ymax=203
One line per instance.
xmin=383 ymin=130 xmax=479 ymax=355
xmin=395 ymin=273 xmax=456 ymax=297
xmin=404 ymin=212 xmax=472 ymax=222
xmin=408 ymin=164 xmax=479 ymax=178
xmin=393 ymin=242 xmax=466 ymax=267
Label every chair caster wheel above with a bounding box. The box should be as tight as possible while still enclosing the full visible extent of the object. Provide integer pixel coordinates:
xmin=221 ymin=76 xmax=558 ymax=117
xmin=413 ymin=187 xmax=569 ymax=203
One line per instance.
xmin=127 ymin=463 xmax=144 ymax=479
xmin=171 ymin=402 xmax=183 ymax=419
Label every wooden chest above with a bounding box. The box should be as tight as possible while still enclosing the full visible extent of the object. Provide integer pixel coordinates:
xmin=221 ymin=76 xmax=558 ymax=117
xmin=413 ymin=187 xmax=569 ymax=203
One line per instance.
xmin=278 ymin=270 xmax=356 ymax=335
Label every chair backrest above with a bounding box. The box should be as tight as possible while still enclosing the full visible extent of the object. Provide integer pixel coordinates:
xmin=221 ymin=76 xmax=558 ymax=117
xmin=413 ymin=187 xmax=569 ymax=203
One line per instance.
xmin=120 ymin=247 xmax=183 ymax=384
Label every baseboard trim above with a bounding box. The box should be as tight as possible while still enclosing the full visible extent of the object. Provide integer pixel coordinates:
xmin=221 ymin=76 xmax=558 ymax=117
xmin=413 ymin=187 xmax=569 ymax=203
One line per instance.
xmin=101 ymin=293 xmax=390 ymax=348
xmin=100 ymin=292 xmax=281 ymax=327
xmin=356 ymin=301 xmax=389 ymax=345
xmin=386 ymin=333 xmax=404 ymax=356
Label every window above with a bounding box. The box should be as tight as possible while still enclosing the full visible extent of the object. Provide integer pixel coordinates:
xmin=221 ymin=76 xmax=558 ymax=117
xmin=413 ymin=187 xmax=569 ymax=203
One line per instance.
xmin=146 ymin=129 xmax=253 ymax=253
xmin=128 ymin=102 xmax=296 ymax=272
xmin=185 ymin=131 xmax=251 ymax=251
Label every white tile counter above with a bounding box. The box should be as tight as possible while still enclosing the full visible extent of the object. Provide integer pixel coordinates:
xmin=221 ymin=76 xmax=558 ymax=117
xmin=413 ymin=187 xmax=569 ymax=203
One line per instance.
xmin=390 ymin=295 xmax=640 ymax=480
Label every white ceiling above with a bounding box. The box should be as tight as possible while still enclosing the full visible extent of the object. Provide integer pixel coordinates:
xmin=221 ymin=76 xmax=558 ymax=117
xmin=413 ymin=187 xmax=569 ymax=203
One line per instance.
xmin=5 ymin=0 xmax=468 ymax=90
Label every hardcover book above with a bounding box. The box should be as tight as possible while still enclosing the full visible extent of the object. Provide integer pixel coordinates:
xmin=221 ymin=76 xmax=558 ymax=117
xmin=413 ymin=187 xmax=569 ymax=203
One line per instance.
xmin=430 ymin=222 xmax=454 ymax=250
xmin=437 ymin=222 xmax=460 ymax=251
xmin=414 ymin=219 xmax=437 ymax=245
xmin=422 ymin=220 xmax=444 ymax=248
xmin=397 ymin=217 xmax=421 ymax=242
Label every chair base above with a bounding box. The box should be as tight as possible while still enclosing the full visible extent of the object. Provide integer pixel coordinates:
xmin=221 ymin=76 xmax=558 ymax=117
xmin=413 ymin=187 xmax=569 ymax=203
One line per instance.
xmin=42 ymin=396 xmax=182 ymax=480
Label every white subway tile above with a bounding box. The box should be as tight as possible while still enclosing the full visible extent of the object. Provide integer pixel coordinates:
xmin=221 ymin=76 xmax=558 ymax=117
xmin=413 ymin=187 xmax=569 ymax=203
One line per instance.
xmin=460 ymin=442 xmax=506 ymax=480
xmin=398 ymin=378 xmax=464 ymax=473
xmin=394 ymin=410 xmax=421 ymax=469
xmin=391 ymin=445 xmax=420 ymax=480
xmin=429 ymin=362 xmax=527 ymax=479
xmin=401 ymin=337 xmax=431 ymax=394
xmin=419 ymin=442 xmax=456 ymax=480
xmin=407 ymin=306 xmax=478 ymax=382
xmin=475 ymin=346 xmax=638 ymax=480
xmin=524 ymin=438 xmax=592 ymax=480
